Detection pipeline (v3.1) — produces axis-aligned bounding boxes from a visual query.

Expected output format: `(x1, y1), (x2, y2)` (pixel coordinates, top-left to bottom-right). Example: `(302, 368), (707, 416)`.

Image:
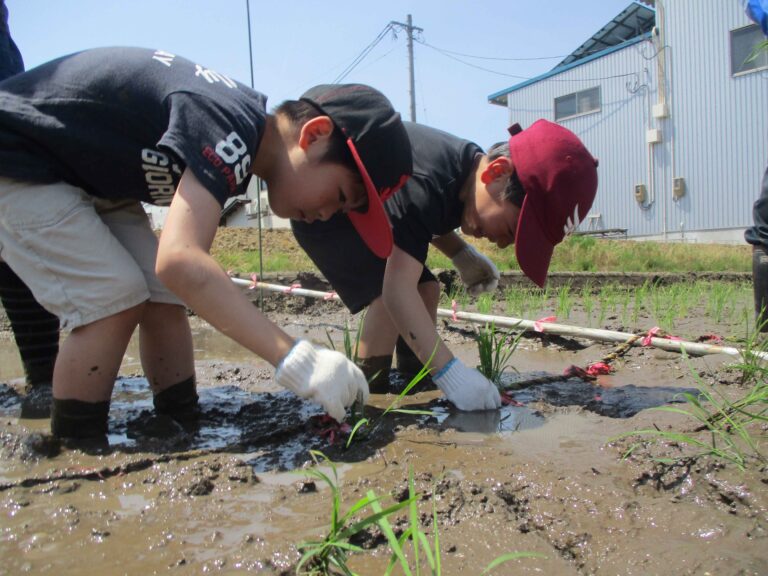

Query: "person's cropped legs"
(0, 179), (156, 437)
(356, 296), (400, 392)
(750, 167), (768, 332)
(0, 262), (59, 417)
(292, 215), (444, 393)
(140, 303), (198, 421)
(99, 199), (198, 420)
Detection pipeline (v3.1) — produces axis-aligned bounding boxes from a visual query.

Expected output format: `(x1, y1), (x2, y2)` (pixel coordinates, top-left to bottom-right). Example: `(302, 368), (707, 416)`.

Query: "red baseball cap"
(509, 120), (598, 287)
(300, 84), (412, 258)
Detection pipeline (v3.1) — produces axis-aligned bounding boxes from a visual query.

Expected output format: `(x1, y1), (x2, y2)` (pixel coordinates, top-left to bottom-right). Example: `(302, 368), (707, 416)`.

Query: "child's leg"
(97, 201), (198, 419)
(0, 261), (59, 417)
(0, 179), (154, 438)
(53, 304), (144, 402)
(139, 302), (198, 420)
(356, 296), (399, 392)
(139, 303), (194, 393)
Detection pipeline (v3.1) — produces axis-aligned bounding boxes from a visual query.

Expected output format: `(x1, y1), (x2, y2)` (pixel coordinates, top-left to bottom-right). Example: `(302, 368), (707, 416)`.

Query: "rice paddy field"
(1, 229), (765, 575)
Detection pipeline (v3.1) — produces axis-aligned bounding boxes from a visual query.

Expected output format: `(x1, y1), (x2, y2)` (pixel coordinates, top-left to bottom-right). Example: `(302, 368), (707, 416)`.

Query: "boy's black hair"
(274, 99), (359, 176)
(486, 141), (526, 208)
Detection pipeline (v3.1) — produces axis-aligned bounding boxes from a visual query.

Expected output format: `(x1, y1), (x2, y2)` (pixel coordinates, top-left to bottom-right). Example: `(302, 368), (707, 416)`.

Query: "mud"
(1, 283), (767, 575)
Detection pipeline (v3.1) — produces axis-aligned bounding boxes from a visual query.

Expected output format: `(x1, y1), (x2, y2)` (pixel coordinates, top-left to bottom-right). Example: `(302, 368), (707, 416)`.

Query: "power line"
(333, 24), (394, 83)
(416, 40), (567, 61)
(418, 39), (639, 83)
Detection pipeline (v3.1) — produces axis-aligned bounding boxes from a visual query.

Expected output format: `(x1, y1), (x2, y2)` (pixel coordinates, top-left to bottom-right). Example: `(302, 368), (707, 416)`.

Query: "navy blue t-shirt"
(0, 47), (267, 206)
(385, 121), (481, 263)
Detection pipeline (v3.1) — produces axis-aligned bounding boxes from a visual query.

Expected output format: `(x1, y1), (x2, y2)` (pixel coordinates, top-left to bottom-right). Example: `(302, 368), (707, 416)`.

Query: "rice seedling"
(295, 451), (415, 576)
(298, 457), (544, 576)
(631, 280), (651, 326)
(476, 292), (494, 315)
(707, 282), (733, 323)
(503, 287), (523, 317)
(580, 281), (595, 326)
(730, 310), (768, 386)
(373, 469), (545, 576)
(345, 346), (437, 448)
(556, 282), (573, 319)
(612, 351), (767, 471)
(476, 322), (522, 387)
(619, 287), (632, 327)
(440, 283), (470, 310)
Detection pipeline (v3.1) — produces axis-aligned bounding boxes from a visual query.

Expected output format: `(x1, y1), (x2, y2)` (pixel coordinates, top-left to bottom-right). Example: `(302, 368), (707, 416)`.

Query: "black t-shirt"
(0, 47), (267, 206)
(385, 121), (482, 263)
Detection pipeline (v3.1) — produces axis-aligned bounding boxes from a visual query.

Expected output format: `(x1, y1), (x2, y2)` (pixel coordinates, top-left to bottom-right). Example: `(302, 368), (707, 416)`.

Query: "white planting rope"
(232, 277), (768, 360)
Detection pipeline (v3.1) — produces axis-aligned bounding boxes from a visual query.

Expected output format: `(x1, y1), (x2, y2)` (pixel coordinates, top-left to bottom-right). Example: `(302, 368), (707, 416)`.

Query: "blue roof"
(488, 33), (651, 106)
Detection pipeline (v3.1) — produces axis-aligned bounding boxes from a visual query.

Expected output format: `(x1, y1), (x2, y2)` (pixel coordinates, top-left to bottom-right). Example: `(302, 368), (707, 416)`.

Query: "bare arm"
(382, 246), (453, 372)
(156, 168), (294, 367)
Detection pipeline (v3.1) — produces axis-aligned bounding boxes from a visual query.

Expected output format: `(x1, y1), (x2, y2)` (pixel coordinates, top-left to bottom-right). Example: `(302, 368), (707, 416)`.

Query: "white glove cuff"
(433, 358), (462, 396)
(275, 339), (315, 398)
(450, 245), (475, 269)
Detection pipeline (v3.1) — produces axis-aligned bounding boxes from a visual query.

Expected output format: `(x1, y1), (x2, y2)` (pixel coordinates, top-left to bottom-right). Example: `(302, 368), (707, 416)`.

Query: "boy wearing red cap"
(292, 120), (598, 411)
(0, 47), (411, 438)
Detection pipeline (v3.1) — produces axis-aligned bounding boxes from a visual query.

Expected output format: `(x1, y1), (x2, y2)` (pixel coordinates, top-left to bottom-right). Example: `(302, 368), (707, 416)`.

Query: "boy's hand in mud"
(433, 358), (501, 411)
(451, 244), (499, 296)
(275, 340), (369, 422)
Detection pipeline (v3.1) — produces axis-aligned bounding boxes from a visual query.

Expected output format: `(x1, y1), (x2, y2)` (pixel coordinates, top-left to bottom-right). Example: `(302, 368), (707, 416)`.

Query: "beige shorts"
(0, 178), (182, 330)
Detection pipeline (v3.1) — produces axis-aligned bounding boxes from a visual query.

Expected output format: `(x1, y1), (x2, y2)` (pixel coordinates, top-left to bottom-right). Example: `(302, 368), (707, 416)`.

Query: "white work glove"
(275, 340), (369, 422)
(433, 358), (501, 411)
(451, 244), (500, 296)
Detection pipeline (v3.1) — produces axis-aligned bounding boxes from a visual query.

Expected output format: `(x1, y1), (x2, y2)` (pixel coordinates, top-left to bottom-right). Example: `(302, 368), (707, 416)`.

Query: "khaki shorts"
(0, 178), (182, 330)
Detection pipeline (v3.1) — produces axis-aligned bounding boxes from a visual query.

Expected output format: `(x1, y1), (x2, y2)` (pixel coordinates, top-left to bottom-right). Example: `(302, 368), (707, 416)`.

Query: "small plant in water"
(297, 453), (545, 575)
(476, 292), (494, 315)
(296, 451), (414, 575)
(345, 345), (437, 448)
(476, 322), (521, 387)
(611, 350), (767, 472)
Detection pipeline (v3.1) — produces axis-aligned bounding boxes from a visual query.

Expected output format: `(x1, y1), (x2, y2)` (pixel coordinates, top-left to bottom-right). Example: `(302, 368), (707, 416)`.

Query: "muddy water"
(1, 311), (767, 575)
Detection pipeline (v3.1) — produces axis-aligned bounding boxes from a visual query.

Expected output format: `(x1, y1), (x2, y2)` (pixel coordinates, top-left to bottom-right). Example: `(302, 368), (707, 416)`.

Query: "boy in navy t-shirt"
(293, 120), (598, 411)
(0, 47), (412, 438)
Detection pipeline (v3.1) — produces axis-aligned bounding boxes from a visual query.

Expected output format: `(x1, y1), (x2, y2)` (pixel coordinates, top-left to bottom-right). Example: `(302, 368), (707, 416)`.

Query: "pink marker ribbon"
(451, 299), (458, 322)
(586, 362), (612, 376)
(533, 316), (556, 333)
(249, 273), (259, 289)
(642, 326), (682, 346)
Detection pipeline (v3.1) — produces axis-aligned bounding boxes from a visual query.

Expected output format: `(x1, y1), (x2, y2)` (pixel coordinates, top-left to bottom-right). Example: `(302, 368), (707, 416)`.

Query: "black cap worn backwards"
(300, 84), (412, 258)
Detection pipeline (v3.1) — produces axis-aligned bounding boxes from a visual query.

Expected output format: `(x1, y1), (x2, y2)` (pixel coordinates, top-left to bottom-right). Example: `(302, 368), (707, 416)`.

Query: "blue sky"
(7, 0), (640, 149)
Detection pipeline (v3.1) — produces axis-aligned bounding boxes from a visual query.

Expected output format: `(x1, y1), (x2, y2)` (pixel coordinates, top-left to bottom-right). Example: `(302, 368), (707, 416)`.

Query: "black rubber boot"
(20, 385), (53, 419)
(0, 262), (59, 418)
(356, 355), (392, 394)
(395, 337), (436, 392)
(153, 376), (200, 425)
(753, 245), (768, 332)
(51, 398), (110, 439)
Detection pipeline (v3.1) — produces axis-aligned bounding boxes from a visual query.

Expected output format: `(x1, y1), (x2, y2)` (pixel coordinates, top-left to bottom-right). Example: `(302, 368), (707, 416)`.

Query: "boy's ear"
(298, 116), (335, 150)
(480, 156), (513, 185)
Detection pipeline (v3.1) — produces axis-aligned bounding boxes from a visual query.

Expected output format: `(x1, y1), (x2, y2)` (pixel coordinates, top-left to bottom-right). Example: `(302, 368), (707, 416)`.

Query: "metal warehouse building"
(488, 0), (768, 243)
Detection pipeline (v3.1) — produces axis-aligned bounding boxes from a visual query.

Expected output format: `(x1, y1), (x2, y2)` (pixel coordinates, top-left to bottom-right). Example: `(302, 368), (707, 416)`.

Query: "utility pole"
(390, 15), (422, 122)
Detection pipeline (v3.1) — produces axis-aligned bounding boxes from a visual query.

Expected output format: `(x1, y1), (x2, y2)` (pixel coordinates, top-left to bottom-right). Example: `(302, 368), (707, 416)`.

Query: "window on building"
(554, 86), (601, 121)
(731, 24), (768, 75)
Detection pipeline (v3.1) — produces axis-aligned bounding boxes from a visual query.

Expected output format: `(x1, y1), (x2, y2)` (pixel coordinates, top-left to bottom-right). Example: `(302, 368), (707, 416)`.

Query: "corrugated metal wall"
(502, 0), (767, 240)
(665, 0), (767, 236)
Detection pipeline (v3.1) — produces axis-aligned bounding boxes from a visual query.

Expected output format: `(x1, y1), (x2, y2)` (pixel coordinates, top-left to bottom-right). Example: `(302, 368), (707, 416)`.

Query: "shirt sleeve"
(158, 92), (263, 206)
